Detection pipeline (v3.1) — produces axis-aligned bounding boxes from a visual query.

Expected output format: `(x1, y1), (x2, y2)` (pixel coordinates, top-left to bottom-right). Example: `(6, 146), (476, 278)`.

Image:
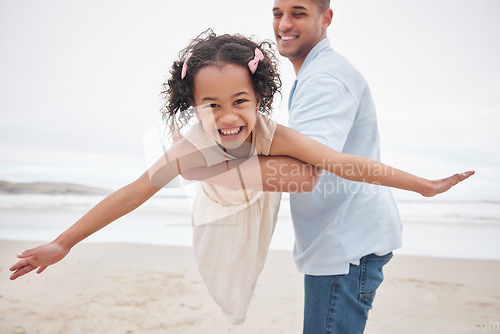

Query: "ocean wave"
(1, 194), (499, 226)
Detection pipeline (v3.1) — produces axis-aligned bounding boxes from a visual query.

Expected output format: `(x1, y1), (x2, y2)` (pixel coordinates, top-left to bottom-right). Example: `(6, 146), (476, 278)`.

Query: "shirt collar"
(296, 38), (331, 78)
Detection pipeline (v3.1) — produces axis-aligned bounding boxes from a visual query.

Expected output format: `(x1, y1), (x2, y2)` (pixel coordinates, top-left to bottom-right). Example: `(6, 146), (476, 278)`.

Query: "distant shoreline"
(0, 180), (111, 195)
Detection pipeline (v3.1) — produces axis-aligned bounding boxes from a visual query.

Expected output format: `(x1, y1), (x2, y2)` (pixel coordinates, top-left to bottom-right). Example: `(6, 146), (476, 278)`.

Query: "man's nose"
(279, 14), (293, 31)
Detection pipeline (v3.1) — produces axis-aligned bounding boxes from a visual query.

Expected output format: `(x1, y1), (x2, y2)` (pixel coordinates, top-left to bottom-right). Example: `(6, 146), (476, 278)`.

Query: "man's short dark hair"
(313, 0), (330, 12)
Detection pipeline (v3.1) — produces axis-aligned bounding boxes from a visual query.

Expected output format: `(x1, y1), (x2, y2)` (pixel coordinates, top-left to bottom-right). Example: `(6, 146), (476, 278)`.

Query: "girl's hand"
(421, 171), (475, 197)
(9, 242), (70, 280)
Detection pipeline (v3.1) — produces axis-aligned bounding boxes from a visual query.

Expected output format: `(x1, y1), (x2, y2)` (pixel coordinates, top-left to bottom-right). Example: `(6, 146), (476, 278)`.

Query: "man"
(272, 0), (402, 332)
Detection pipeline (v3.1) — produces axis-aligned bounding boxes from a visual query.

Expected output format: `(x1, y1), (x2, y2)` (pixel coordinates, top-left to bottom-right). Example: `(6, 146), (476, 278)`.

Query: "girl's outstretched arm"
(10, 139), (206, 280)
(9, 172), (161, 280)
(269, 124), (474, 197)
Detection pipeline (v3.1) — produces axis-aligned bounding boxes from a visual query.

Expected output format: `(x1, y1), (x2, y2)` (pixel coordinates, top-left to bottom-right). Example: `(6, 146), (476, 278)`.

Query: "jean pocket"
(358, 253), (393, 307)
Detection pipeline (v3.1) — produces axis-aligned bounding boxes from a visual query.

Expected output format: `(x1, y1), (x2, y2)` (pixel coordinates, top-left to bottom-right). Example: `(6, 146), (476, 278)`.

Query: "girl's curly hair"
(161, 29), (282, 130)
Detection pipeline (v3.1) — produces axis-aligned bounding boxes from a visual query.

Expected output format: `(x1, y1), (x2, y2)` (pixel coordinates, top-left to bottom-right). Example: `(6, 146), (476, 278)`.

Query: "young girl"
(9, 30), (473, 324)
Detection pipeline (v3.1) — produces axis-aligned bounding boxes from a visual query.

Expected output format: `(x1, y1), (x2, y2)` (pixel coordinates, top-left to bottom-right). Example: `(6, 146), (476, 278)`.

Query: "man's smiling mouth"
(281, 35), (298, 41)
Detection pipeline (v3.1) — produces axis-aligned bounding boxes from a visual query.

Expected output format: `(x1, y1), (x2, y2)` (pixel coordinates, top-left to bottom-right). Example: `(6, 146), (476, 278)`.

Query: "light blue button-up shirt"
(288, 38), (402, 275)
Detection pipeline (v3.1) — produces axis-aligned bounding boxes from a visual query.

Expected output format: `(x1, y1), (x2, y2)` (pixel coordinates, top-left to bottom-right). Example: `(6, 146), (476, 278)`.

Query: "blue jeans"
(303, 252), (393, 334)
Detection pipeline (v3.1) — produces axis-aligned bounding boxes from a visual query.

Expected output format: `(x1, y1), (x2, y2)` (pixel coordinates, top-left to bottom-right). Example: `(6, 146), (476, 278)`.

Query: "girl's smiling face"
(192, 64), (259, 149)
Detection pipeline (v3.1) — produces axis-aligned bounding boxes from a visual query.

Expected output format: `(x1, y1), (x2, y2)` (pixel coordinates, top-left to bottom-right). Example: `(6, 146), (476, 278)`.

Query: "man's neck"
(291, 58), (306, 75)
(290, 36), (327, 75)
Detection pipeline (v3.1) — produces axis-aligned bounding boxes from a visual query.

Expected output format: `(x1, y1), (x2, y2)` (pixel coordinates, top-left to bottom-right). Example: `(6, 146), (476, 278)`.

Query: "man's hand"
(183, 155), (322, 193)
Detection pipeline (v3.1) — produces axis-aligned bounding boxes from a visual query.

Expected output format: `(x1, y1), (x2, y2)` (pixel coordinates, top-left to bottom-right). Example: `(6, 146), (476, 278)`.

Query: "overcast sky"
(1, 0), (499, 200)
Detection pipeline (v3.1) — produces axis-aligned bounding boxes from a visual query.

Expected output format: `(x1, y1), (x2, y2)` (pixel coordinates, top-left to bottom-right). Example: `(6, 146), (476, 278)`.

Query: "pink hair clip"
(181, 52), (193, 79)
(248, 48), (264, 74)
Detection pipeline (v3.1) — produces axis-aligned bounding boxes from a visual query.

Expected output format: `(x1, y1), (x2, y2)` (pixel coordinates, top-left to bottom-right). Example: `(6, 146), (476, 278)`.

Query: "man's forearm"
(182, 156), (321, 193)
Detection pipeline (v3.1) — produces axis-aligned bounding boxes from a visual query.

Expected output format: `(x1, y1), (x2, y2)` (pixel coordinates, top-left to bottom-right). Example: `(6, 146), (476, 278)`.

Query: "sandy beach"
(1, 240), (499, 334)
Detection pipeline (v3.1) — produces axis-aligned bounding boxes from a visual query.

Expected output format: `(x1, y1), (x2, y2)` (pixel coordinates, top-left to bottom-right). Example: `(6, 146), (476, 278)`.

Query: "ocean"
(1, 191), (499, 260)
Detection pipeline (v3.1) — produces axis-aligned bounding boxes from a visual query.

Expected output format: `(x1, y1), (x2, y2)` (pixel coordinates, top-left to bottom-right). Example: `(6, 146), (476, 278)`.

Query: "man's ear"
(321, 8), (333, 30)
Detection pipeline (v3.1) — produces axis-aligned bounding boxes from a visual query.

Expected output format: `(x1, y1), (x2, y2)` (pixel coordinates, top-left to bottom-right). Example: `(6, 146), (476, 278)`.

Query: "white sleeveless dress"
(183, 114), (282, 324)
